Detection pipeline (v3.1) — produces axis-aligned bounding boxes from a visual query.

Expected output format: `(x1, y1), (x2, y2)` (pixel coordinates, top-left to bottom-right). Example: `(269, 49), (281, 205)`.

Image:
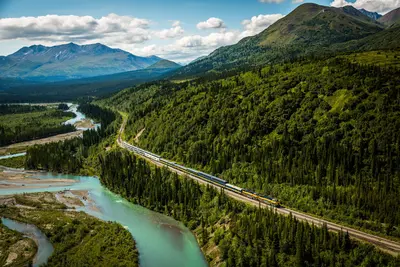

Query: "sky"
(0, 0), (398, 63)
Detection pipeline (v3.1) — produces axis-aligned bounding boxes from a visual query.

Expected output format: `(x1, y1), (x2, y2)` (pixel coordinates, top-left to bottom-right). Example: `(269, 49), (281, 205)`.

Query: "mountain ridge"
(378, 7), (400, 27)
(172, 3), (398, 79)
(0, 43), (162, 82)
(358, 8), (382, 20)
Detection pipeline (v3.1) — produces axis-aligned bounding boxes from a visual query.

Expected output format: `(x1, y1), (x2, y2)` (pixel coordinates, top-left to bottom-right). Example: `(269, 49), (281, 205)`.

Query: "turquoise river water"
(0, 172), (207, 267)
(1, 217), (54, 267)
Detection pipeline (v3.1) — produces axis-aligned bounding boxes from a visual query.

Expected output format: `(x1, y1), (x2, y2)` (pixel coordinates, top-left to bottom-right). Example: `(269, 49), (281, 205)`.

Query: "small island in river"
(0, 191), (139, 267)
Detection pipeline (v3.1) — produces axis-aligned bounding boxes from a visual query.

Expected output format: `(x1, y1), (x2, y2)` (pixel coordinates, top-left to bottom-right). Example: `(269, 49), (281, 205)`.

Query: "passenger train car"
(122, 141), (280, 207)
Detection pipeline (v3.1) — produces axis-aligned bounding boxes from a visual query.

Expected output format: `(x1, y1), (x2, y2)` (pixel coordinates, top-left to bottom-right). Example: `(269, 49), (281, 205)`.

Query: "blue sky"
(0, 0), (396, 62)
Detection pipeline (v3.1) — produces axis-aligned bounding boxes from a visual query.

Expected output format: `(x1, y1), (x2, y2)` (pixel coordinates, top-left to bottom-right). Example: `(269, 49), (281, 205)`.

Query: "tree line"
(99, 150), (399, 267)
(0, 107), (76, 146)
(0, 104), (46, 115)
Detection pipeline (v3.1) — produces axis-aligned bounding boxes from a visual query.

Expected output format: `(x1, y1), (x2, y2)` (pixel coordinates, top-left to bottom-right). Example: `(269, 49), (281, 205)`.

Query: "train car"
(160, 158), (172, 165)
(186, 168), (198, 175)
(242, 189), (259, 200)
(225, 183), (242, 194)
(196, 172), (227, 185)
(171, 162), (188, 172)
(258, 195), (281, 207)
(144, 152), (160, 161)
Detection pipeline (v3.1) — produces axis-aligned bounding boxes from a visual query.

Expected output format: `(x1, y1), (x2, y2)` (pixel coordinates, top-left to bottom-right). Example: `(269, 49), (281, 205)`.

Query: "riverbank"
(74, 119), (96, 130)
(0, 192), (139, 266)
(0, 219), (37, 266)
(0, 131), (82, 156)
(0, 155), (25, 169)
(0, 168), (77, 190)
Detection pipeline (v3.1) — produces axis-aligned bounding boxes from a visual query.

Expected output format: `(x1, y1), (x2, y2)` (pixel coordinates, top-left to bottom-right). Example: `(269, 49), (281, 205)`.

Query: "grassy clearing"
(343, 50), (400, 68)
(0, 156), (25, 169)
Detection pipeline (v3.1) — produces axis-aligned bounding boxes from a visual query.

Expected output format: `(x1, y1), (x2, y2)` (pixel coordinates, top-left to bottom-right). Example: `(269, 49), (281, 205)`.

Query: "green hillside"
(100, 51), (400, 238)
(172, 3), (393, 79)
(146, 59), (181, 70)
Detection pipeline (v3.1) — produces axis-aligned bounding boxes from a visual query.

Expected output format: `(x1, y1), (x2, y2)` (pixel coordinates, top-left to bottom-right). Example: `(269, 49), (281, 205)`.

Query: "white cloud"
(155, 21), (184, 39)
(0, 14), (151, 43)
(330, 0), (400, 14)
(292, 0), (304, 3)
(0, 11), (286, 63)
(259, 0), (285, 3)
(171, 20), (181, 27)
(240, 14), (284, 37)
(197, 17), (226, 30)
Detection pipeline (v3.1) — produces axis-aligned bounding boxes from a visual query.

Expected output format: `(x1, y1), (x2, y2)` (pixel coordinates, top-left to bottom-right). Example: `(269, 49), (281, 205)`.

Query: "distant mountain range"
(0, 57), (182, 102)
(0, 43), (164, 81)
(359, 9), (382, 20)
(173, 4), (400, 79)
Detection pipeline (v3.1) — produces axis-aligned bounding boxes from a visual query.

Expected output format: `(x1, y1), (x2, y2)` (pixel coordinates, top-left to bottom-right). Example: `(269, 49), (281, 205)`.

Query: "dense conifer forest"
(99, 149), (399, 266)
(25, 104), (119, 174)
(0, 105), (76, 146)
(0, 104), (46, 115)
(100, 53), (400, 238)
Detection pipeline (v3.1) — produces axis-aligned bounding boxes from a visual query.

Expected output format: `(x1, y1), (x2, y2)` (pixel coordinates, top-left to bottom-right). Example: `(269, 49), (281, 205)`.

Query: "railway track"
(117, 115), (400, 255)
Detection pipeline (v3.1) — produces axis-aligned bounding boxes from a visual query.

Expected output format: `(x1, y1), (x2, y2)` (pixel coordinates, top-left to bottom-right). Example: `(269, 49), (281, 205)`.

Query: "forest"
(99, 149), (399, 267)
(99, 51), (400, 238)
(25, 103), (120, 175)
(0, 104), (46, 115)
(0, 105), (76, 146)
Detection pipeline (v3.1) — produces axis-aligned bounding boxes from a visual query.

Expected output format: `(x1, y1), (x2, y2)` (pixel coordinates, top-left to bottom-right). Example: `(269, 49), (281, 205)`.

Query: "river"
(1, 217), (54, 267)
(0, 152), (26, 160)
(64, 103), (101, 130)
(0, 173), (207, 267)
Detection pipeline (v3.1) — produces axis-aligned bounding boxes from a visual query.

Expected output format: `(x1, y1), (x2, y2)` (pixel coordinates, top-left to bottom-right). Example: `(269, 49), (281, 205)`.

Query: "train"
(121, 141), (281, 207)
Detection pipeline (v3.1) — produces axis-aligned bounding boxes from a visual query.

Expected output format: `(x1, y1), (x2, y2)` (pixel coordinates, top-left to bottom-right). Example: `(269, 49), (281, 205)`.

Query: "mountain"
(359, 8), (382, 20)
(0, 43), (162, 81)
(146, 59), (181, 70)
(378, 7), (400, 27)
(173, 3), (387, 79)
(190, 56), (207, 64)
(0, 67), (177, 103)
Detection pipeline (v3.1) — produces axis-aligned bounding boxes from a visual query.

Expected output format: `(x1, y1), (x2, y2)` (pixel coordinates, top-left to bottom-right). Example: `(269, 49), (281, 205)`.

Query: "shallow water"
(63, 104), (100, 130)
(0, 152), (26, 160)
(0, 173), (207, 267)
(1, 217), (54, 267)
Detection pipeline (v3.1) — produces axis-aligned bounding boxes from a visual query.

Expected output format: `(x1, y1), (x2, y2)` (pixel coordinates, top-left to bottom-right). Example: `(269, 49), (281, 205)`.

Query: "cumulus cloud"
(330, 0), (400, 14)
(259, 0), (285, 3)
(0, 14), (151, 43)
(0, 11), (286, 63)
(197, 17), (226, 30)
(156, 21), (184, 39)
(176, 31), (239, 48)
(240, 14), (284, 37)
(134, 30), (242, 63)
